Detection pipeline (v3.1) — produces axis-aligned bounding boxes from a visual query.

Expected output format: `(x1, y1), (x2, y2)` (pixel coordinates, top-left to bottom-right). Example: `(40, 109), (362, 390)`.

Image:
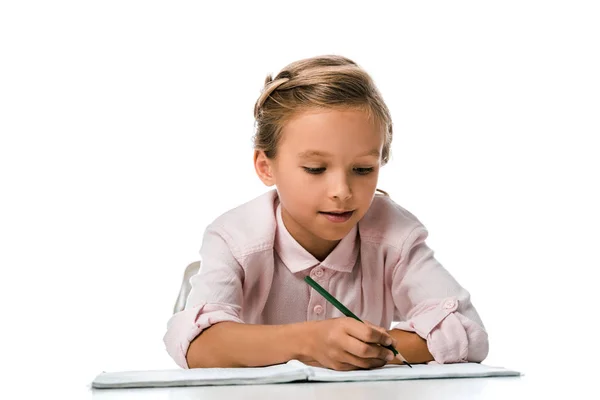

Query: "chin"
(315, 223), (357, 242)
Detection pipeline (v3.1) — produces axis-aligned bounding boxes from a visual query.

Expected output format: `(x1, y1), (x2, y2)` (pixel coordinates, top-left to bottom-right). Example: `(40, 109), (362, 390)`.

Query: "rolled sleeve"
(392, 297), (488, 363)
(391, 227), (489, 364)
(163, 302), (243, 368)
(163, 226), (245, 368)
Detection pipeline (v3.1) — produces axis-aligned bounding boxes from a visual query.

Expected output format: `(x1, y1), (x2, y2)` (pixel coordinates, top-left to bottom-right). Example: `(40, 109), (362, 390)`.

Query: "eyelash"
(302, 167), (374, 175)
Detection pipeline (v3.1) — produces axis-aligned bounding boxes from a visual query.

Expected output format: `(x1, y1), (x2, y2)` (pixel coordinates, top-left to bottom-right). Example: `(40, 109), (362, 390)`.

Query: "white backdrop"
(1, 1), (598, 397)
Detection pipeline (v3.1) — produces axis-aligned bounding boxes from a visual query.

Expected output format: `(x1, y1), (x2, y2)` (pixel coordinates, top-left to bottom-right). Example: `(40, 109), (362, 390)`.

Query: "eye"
(303, 167), (326, 175)
(354, 167), (374, 175)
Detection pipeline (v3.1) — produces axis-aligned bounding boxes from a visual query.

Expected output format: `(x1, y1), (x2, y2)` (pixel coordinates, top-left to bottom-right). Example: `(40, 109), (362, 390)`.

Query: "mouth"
(318, 210), (355, 223)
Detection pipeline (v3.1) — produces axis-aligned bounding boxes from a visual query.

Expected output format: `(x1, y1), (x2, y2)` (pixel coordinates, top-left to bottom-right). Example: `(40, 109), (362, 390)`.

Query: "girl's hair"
(252, 55), (393, 167)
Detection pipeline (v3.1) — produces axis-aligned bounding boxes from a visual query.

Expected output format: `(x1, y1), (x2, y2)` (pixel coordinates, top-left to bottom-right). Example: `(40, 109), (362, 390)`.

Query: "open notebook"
(92, 360), (521, 389)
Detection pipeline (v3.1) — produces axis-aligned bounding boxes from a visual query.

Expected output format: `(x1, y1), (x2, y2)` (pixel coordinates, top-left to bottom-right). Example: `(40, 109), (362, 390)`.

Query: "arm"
(187, 318), (397, 369)
(163, 227), (246, 368)
(390, 226), (489, 364)
(187, 318), (399, 370)
(186, 321), (307, 368)
(386, 328), (433, 365)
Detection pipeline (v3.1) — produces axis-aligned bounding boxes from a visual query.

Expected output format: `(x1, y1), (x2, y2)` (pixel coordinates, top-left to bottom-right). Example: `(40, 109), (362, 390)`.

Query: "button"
(443, 300), (456, 310)
(313, 305), (324, 315)
(312, 267), (324, 278)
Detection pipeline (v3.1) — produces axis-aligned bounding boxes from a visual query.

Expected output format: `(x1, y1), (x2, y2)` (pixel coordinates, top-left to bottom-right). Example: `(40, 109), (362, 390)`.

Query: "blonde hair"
(252, 55), (393, 168)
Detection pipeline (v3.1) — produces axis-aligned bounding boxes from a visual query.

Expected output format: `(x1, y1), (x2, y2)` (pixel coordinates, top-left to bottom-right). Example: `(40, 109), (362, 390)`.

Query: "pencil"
(304, 275), (412, 368)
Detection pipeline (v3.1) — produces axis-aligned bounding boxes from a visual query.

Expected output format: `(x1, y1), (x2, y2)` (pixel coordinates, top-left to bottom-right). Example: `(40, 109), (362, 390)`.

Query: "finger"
(341, 351), (388, 370)
(344, 319), (393, 346)
(330, 361), (360, 371)
(344, 336), (395, 361)
(364, 321), (398, 348)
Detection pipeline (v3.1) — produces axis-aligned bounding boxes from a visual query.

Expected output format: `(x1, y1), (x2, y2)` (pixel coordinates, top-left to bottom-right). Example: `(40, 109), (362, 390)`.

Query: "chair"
(173, 261), (201, 314)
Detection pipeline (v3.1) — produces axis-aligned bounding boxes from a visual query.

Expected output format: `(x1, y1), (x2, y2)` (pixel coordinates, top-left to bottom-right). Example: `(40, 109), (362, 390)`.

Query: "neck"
(301, 236), (340, 262)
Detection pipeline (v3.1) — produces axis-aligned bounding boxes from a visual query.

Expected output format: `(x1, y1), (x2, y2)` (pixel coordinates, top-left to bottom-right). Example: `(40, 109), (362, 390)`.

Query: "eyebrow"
(298, 149), (381, 159)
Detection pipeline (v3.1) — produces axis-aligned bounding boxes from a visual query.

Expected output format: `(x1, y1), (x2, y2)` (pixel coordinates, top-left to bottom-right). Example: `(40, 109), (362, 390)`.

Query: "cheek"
(353, 173), (379, 194)
(284, 186), (322, 216)
(276, 172), (313, 204)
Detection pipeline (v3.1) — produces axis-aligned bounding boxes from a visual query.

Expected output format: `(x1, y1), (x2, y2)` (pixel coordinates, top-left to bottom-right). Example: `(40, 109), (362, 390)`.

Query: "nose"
(328, 171), (352, 201)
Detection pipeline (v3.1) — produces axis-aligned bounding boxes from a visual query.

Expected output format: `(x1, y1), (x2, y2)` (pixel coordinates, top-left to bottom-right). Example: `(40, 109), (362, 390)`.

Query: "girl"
(164, 55), (489, 371)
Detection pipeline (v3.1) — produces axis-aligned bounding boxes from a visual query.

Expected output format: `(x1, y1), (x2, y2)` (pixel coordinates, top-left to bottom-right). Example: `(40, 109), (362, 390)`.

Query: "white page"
(92, 361), (521, 388)
(302, 362), (522, 382)
(92, 362), (308, 389)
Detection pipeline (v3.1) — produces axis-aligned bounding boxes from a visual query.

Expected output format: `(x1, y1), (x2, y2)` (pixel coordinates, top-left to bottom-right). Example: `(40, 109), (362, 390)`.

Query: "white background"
(1, 1), (598, 397)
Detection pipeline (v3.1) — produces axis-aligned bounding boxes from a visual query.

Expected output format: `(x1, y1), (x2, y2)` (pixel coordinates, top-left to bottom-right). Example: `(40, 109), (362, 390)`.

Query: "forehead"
(278, 108), (384, 157)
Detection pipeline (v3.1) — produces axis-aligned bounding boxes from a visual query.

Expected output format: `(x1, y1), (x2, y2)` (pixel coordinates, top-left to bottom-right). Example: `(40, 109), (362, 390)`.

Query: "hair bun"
(275, 70), (292, 80)
(255, 75), (292, 118)
(263, 74), (274, 86)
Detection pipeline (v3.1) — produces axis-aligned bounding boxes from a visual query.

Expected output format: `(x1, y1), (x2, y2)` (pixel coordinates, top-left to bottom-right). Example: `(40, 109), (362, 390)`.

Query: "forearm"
(387, 329), (434, 364)
(186, 321), (310, 368)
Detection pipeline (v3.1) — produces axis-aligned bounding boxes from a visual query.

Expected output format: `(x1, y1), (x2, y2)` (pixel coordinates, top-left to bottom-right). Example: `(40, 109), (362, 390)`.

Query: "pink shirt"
(163, 189), (489, 368)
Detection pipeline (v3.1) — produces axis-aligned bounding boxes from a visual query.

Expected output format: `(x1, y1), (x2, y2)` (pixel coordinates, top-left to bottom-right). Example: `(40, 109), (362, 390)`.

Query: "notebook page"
(92, 362), (308, 389)
(304, 362), (522, 382)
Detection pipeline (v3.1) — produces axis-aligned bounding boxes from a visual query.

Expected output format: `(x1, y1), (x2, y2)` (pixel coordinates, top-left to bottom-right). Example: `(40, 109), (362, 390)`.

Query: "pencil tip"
(404, 361), (413, 368)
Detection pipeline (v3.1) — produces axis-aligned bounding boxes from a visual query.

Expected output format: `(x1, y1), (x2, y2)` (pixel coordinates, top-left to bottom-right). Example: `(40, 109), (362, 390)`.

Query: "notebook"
(92, 360), (521, 389)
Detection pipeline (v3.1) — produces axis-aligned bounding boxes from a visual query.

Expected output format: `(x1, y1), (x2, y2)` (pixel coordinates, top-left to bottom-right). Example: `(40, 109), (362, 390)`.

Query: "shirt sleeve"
(390, 226), (489, 364)
(163, 226), (244, 368)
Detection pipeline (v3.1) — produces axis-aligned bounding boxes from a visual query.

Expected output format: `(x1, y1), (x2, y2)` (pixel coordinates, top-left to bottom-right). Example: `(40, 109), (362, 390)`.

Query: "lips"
(319, 210), (355, 223)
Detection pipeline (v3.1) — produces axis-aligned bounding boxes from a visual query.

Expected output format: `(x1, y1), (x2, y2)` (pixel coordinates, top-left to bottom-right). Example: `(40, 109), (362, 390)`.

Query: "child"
(163, 55), (489, 370)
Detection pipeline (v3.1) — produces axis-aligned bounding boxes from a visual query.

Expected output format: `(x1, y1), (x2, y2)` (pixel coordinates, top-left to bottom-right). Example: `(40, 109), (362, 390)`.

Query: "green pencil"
(304, 275), (412, 368)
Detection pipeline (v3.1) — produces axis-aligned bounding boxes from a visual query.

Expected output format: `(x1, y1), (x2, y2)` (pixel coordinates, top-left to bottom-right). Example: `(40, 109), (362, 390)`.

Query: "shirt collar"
(274, 203), (359, 274)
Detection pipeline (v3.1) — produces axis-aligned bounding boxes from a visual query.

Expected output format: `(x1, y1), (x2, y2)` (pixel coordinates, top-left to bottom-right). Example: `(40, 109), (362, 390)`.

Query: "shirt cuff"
(163, 302), (243, 368)
(392, 297), (469, 364)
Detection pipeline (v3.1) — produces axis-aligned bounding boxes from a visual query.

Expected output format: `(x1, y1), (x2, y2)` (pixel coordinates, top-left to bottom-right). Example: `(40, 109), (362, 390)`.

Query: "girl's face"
(254, 107), (384, 259)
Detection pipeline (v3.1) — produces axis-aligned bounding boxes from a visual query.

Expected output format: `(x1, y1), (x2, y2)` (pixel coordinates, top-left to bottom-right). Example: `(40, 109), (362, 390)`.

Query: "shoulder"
(205, 189), (278, 258)
(358, 193), (428, 251)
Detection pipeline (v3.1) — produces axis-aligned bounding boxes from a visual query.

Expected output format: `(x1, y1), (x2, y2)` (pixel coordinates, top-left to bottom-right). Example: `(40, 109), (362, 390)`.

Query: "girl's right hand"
(301, 317), (398, 371)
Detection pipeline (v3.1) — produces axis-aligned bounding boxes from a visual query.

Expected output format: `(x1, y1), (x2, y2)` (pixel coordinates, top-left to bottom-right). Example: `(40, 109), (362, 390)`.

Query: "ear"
(254, 150), (276, 186)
